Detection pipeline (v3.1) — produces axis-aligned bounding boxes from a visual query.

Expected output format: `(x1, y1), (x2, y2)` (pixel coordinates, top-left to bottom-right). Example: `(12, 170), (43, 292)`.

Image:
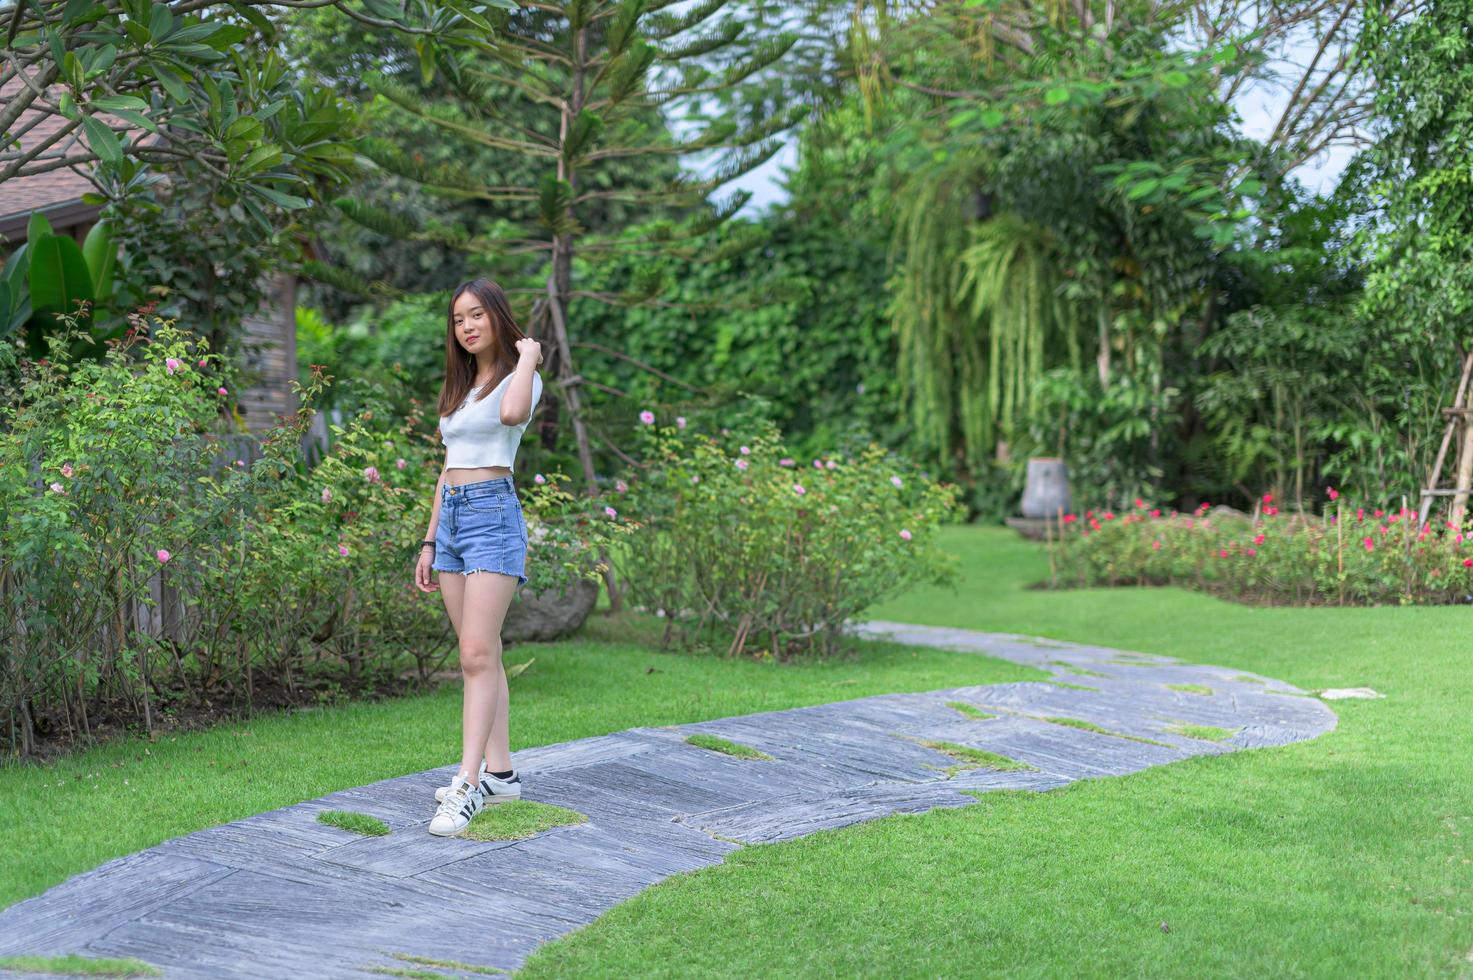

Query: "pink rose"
(605, 506), (618, 518)
(157, 549), (171, 562)
(899, 529), (912, 541)
(534, 474), (546, 485)
(639, 410), (655, 425)
(61, 463), (73, 478)
(165, 357), (181, 374)
(676, 417), (686, 429)
(793, 484), (806, 496)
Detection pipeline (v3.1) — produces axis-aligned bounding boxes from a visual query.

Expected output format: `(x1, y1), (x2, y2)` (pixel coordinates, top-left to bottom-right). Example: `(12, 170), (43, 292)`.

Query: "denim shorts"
(431, 476), (528, 586)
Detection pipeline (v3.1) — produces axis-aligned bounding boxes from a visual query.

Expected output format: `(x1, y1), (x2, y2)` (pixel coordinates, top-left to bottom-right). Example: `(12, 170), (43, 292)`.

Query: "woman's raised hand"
(516, 337), (543, 365)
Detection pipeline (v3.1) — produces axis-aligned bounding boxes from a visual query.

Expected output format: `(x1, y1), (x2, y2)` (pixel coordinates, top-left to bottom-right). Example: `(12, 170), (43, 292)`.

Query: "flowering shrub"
(0, 316), (621, 756)
(614, 413), (964, 659)
(1049, 492), (1473, 606)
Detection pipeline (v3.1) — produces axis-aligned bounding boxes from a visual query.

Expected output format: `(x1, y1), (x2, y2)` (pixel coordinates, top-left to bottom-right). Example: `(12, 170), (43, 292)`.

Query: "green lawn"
(514, 528), (1473, 978)
(0, 594), (1041, 910)
(5, 526), (1470, 978)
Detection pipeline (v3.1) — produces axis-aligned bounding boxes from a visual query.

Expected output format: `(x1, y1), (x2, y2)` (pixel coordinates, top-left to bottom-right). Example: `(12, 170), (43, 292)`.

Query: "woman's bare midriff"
(446, 465), (513, 486)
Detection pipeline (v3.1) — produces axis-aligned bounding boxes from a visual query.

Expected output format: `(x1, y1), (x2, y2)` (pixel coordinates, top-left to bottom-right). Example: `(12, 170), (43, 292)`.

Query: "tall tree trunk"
(545, 23), (624, 611)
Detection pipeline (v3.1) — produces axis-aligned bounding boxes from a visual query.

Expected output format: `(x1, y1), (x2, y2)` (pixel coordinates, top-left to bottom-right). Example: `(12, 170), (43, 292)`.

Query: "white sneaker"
(435, 761), (522, 804)
(478, 769), (522, 804)
(428, 775), (484, 836)
(436, 760), (488, 802)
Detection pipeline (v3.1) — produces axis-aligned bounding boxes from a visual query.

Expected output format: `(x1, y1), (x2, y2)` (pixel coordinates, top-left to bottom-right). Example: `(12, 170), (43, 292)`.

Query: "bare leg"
(483, 662), (512, 772)
(455, 571), (518, 785)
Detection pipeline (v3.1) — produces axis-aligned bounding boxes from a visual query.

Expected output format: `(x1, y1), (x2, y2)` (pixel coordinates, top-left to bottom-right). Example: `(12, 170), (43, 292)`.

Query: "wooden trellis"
(1418, 350), (1473, 530)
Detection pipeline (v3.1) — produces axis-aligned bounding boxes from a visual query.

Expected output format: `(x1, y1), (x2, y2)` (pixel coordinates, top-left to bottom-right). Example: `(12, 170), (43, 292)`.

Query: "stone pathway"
(0, 622), (1336, 978)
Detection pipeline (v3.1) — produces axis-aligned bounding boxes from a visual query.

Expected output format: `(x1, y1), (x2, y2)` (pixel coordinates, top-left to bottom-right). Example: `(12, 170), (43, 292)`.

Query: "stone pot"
(1020, 457), (1071, 519)
(502, 522), (600, 643)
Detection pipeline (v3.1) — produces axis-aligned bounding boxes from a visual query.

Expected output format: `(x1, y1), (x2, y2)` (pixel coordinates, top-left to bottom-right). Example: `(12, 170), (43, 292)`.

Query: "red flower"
(1464, 559), (1473, 568)
(1218, 549), (1229, 558)
(1253, 533), (1265, 545)
(1327, 487), (1339, 501)
(1246, 547), (1257, 557)
(1063, 513), (1077, 524)
(1134, 498), (1145, 508)
(1262, 493), (1274, 504)
(1102, 511), (1116, 521)
(1374, 509), (1384, 518)
(1150, 509), (1161, 518)
(1363, 537), (1374, 552)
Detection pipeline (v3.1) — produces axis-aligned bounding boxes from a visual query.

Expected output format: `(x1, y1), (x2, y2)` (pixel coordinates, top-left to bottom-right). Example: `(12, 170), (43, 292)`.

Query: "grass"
(316, 810), (391, 836)
(386, 952), (507, 974)
(7, 525), (1473, 977)
(1164, 723), (1238, 742)
(1165, 683), (1214, 696)
(944, 700), (996, 720)
(1048, 662), (1106, 677)
(1039, 716), (1173, 748)
(0, 956), (159, 976)
(0, 612), (1040, 909)
(914, 738), (1037, 773)
(512, 527), (1473, 978)
(462, 799), (586, 841)
(1047, 680), (1099, 691)
(684, 733), (774, 760)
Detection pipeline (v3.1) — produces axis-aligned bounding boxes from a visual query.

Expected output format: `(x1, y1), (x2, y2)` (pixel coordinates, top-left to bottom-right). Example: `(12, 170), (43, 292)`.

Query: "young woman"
(414, 277), (543, 837)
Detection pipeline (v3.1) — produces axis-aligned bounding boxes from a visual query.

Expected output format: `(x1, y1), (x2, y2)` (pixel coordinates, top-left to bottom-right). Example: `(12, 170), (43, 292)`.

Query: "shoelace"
(436, 784), (475, 816)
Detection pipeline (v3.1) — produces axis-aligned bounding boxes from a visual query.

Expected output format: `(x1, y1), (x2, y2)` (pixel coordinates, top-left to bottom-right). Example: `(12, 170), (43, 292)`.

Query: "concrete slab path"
(0, 622), (1336, 978)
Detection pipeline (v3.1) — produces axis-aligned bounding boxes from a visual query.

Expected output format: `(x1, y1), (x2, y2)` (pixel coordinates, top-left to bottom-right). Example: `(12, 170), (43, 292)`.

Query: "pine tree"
(320, 0), (828, 604)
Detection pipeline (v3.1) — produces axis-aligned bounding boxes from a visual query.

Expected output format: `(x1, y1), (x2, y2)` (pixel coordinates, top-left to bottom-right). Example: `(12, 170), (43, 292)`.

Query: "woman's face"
(452, 292), (492, 354)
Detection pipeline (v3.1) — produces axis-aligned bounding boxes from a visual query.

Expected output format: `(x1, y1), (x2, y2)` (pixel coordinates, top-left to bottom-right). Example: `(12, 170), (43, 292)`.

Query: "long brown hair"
(437, 277), (530, 417)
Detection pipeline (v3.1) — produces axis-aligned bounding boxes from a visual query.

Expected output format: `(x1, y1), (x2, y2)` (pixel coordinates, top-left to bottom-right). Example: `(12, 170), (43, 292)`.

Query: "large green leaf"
(28, 232), (97, 319)
(81, 218), (117, 298)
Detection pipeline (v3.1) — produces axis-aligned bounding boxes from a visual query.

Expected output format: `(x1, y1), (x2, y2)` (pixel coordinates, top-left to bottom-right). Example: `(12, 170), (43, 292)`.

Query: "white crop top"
(439, 370), (543, 470)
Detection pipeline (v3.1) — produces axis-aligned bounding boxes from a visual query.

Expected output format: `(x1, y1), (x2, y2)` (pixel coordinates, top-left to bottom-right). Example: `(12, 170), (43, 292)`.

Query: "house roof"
(1, 72), (329, 264)
(0, 72), (163, 242)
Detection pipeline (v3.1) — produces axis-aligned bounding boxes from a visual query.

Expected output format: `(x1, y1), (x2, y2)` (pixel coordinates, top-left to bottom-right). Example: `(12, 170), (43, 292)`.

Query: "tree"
(320, 0), (838, 605)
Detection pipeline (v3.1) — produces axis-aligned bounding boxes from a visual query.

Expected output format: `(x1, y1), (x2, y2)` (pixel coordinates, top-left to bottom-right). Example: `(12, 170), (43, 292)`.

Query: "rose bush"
(613, 412), (965, 659)
(0, 316), (621, 756)
(1049, 492), (1473, 606)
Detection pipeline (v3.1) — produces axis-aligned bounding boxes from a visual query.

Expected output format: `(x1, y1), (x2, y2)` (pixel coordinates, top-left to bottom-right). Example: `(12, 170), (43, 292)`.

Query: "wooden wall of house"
(236, 270), (301, 437)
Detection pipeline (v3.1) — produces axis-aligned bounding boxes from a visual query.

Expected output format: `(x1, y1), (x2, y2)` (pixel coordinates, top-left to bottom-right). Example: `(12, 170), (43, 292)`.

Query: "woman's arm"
(499, 340), (544, 426)
(425, 459), (447, 542)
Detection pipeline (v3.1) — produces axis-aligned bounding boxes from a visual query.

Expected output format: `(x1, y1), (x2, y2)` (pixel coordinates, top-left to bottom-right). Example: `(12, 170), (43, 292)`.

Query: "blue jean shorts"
(431, 476), (528, 585)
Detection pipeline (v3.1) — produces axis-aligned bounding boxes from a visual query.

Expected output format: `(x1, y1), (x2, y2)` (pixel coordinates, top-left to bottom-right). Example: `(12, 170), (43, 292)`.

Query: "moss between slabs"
(1166, 683), (1214, 696)
(684, 733), (774, 760)
(1164, 723), (1238, 742)
(915, 738), (1037, 776)
(944, 701), (996, 721)
(1039, 716), (1173, 748)
(462, 800), (587, 841)
(316, 810), (391, 836)
(0, 956), (159, 977)
(369, 951), (509, 976)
